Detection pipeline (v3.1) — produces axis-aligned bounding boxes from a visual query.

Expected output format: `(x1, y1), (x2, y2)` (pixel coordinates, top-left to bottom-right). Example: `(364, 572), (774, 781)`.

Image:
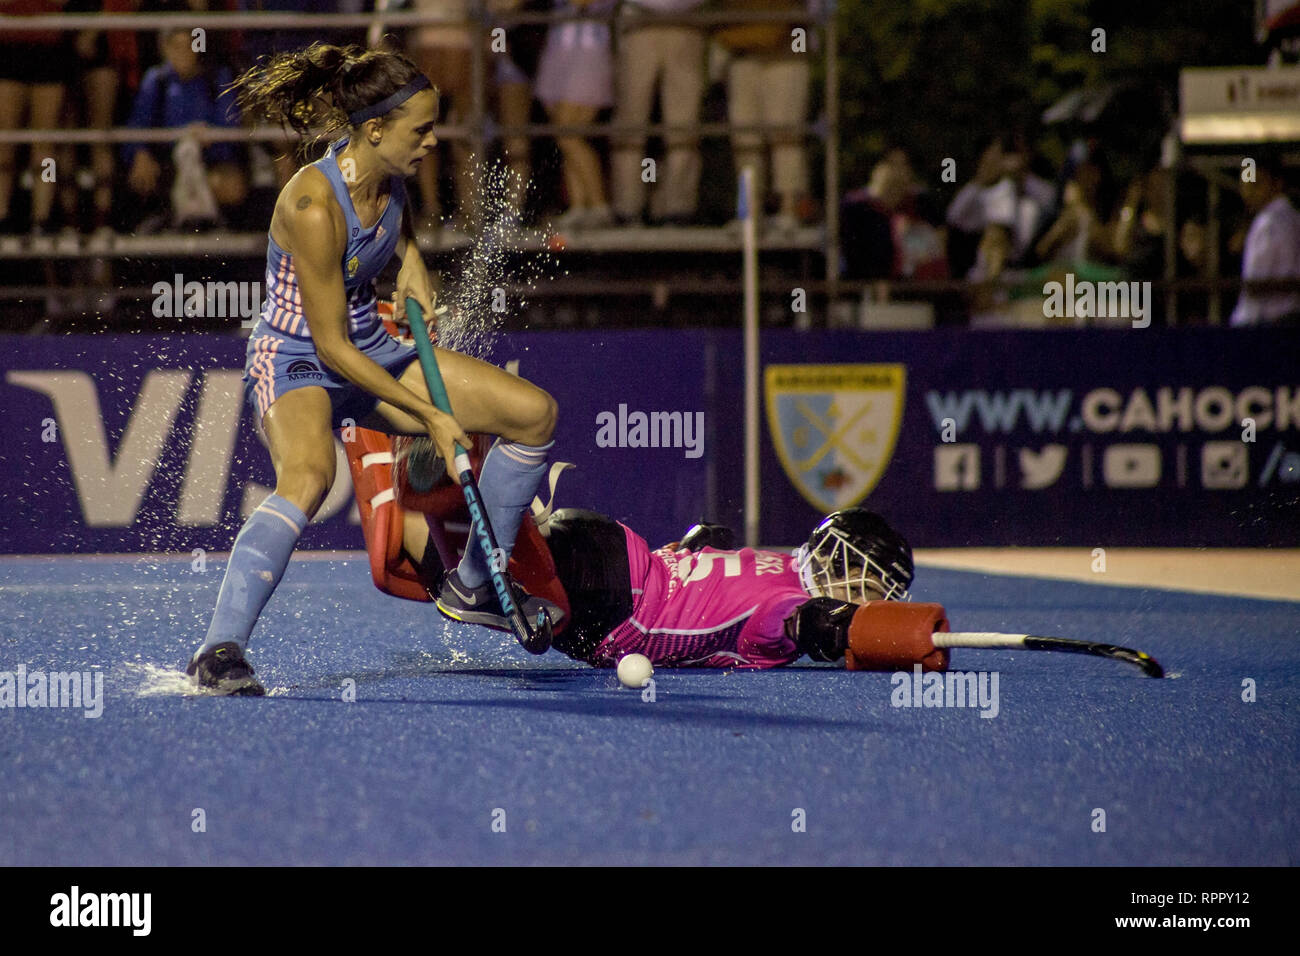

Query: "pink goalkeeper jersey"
(591, 524), (806, 669)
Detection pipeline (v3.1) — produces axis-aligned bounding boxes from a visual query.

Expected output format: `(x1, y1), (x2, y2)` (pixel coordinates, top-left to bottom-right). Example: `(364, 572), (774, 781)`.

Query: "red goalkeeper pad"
(341, 303), (570, 628)
(344, 427), (571, 632)
(845, 601), (950, 672)
(389, 432), (569, 630)
(342, 425), (431, 603)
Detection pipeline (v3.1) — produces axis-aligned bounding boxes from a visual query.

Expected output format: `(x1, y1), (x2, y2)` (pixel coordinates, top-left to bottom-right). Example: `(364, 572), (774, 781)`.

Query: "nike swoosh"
(448, 577), (484, 606)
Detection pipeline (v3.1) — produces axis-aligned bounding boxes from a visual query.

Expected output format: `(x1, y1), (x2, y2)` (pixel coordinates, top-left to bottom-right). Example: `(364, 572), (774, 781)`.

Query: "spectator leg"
(657, 27), (705, 221)
(411, 49), (445, 224)
(28, 82), (66, 228)
(497, 80), (532, 215)
(610, 28), (659, 221)
(765, 58), (810, 218)
(415, 45), (474, 225)
(415, 128), (442, 225)
(0, 80), (29, 222)
(550, 101), (604, 210)
(84, 65), (118, 229)
(54, 106), (78, 227)
(727, 56), (765, 213)
(445, 48), (476, 225)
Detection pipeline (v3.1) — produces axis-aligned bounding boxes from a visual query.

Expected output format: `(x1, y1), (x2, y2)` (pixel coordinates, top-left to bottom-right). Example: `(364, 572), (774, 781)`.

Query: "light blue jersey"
(261, 137), (407, 340)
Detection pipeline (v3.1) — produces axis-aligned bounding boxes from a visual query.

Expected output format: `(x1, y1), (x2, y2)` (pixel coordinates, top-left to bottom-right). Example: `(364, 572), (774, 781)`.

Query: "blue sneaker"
(435, 568), (563, 633)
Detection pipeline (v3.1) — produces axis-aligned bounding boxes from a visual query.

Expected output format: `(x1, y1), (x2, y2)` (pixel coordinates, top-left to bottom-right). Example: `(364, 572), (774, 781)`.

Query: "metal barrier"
(1, 271), (1293, 333)
(0, 4), (839, 277)
(2, 7), (1292, 330)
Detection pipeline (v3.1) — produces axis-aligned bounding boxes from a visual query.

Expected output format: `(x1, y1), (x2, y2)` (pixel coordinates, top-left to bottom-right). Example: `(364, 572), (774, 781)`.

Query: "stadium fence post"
(741, 166), (760, 547)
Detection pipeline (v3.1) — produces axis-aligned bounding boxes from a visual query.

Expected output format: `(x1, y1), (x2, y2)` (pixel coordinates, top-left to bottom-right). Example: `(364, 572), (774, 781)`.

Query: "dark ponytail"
(231, 42), (429, 146)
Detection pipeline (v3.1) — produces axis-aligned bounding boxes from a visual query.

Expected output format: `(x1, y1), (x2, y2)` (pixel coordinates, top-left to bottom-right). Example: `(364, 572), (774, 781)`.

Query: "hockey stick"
(933, 632), (1164, 677)
(404, 296), (553, 654)
(846, 604), (1164, 677)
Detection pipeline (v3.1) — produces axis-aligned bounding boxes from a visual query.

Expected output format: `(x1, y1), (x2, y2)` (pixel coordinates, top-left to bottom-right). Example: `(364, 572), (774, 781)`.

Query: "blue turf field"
(1, 555), (1296, 866)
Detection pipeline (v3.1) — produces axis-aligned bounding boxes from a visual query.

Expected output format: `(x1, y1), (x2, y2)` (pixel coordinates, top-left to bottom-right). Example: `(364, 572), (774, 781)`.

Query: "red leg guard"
(390, 433), (571, 632)
(341, 425), (431, 602)
(845, 602), (950, 672)
(342, 303), (572, 629)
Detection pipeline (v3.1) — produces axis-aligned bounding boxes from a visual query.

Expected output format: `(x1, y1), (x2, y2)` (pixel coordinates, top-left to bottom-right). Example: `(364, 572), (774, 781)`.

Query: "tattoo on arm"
(296, 195), (312, 211)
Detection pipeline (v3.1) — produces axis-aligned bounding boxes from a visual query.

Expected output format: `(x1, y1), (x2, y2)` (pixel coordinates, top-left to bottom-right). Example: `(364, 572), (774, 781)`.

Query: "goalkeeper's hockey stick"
(933, 632), (1164, 677)
(846, 603), (1164, 677)
(404, 296), (553, 655)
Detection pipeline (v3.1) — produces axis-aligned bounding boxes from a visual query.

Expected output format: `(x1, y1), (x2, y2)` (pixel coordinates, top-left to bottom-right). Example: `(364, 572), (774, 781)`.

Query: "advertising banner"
(2, 328), (1296, 553)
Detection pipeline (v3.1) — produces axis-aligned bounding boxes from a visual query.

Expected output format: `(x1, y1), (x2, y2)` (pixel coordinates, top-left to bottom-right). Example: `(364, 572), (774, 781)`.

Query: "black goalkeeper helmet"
(794, 508), (914, 603)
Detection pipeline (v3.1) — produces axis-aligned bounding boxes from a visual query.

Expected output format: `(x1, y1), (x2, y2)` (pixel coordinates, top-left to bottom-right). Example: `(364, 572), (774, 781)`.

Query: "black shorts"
(539, 508), (634, 663)
(0, 41), (72, 85)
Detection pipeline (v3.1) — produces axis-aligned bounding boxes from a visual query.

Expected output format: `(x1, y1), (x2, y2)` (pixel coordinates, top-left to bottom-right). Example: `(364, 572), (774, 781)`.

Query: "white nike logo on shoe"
(448, 573), (487, 606)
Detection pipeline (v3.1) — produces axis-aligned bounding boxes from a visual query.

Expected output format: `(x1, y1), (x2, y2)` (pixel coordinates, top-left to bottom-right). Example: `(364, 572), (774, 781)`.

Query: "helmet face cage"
(795, 524), (911, 604)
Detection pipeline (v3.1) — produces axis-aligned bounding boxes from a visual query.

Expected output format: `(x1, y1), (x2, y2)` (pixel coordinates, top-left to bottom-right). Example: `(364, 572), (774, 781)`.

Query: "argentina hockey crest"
(765, 364), (906, 512)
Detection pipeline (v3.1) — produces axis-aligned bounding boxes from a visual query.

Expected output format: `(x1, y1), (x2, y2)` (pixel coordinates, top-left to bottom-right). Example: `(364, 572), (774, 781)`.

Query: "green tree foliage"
(836, 0), (1259, 193)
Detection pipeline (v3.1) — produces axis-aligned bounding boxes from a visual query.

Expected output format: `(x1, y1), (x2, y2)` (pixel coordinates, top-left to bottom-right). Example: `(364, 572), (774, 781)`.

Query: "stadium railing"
(1, 6), (1295, 329)
(0, 6), (838, 253)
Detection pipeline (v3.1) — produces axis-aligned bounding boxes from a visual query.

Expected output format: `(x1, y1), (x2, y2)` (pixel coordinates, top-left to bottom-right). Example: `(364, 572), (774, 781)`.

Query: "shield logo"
(765, 364), (906, 512)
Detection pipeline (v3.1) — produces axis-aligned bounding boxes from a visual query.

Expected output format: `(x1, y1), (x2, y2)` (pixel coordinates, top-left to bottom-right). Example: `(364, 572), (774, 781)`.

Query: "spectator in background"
(0, 0), (70, 238)
(1111, 167), (1168, 281)
(964, 223), (1019, 326)
(946, 133), (1055, 279)
(64, 1), (129, 241)
(842, 152), (947, 281)
(488, 0), (538, 226)
(880, 145), (943, 225)
(122, 27), (248, 231)
(609, 0), (707, 227)
(969, 224), (1013, 286)
(137, 2), (229, 72)
(1114, 166), (1218, 283)
(534, 0), (616, 230)
(1230, 156), (1300, 326)
(714, 0), (813, 234)
(231, 1), (316, 192)
(1033, 161), (1112, 266)
(371, 0), (476, 228)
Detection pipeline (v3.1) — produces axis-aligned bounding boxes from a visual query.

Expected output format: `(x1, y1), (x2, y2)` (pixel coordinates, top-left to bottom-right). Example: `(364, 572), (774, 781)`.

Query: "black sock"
(416, 539), (447, 593)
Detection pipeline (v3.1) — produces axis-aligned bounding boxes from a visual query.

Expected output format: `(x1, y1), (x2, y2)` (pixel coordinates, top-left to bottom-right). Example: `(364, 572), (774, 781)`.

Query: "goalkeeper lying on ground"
(350, 434), (919, 670)
(496, 506), (913, 669)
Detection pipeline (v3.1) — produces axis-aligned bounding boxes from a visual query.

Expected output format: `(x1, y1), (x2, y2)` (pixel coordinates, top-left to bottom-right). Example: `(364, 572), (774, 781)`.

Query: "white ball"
(617, 653), (654, 689)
